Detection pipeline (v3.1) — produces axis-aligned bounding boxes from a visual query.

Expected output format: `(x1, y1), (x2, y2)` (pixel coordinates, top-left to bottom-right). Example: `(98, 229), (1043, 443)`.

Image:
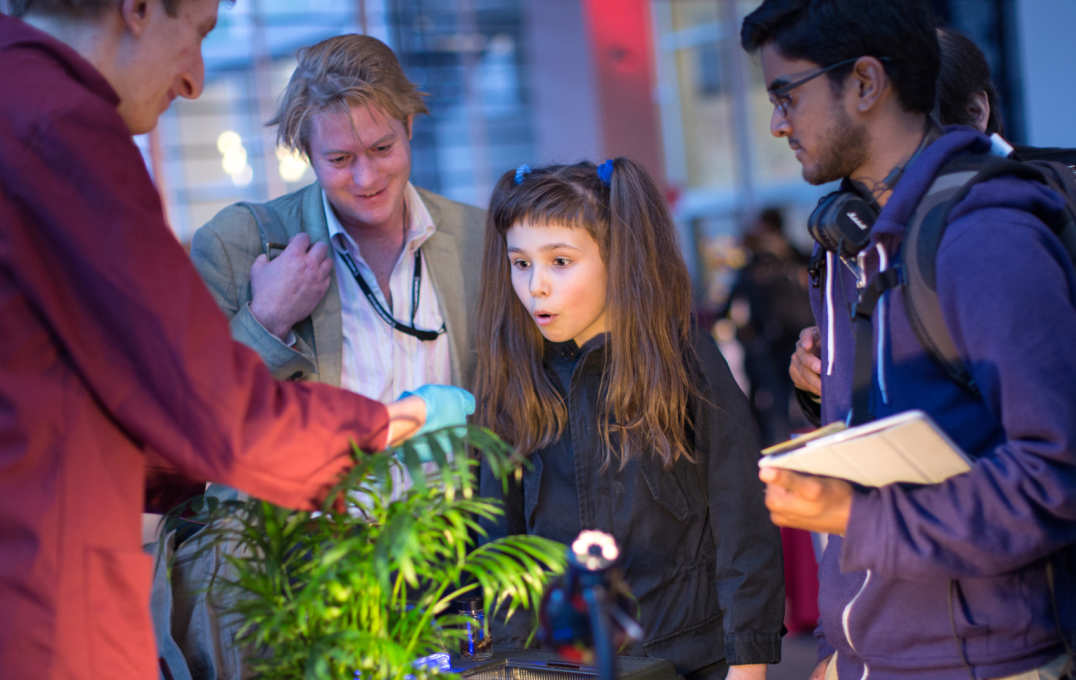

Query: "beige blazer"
(190, 182), (486, 389)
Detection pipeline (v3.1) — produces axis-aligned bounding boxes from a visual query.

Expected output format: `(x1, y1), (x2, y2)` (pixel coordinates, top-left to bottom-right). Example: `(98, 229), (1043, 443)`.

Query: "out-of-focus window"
(650, 0), (826, 310)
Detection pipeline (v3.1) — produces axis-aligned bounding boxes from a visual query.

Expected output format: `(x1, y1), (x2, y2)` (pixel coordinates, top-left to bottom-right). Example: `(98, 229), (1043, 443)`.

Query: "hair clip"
(514, 163), (531, 185)
(596, 159), (615, 186)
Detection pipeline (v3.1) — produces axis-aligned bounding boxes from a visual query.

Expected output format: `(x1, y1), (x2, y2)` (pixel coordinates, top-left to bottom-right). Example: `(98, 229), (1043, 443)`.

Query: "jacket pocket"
(638, 460), (690, 522)
(86, 547), (156, 677)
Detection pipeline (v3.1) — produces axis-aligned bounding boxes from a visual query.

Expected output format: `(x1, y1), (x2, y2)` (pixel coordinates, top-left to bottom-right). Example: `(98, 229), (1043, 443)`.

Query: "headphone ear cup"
(807, 190), (878, 258)
(808, 191), (843, 251)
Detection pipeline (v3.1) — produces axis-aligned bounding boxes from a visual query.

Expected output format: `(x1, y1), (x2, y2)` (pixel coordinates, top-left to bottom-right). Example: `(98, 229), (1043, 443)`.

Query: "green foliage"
(183, 426), (564, 680)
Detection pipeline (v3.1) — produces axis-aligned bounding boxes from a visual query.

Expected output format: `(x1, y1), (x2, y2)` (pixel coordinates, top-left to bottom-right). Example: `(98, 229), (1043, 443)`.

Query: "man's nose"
(351, 157), (377, 187)
(770, 107), (790, 138)
(176, 52), (206, 100)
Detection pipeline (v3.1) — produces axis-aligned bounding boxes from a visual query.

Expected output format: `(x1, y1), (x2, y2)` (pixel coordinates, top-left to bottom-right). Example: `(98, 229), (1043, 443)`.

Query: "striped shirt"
(324, 183), (453, 402)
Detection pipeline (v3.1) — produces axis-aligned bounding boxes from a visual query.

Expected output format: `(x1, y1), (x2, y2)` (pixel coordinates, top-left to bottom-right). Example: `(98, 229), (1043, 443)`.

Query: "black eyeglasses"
(767, 56), (878, 118)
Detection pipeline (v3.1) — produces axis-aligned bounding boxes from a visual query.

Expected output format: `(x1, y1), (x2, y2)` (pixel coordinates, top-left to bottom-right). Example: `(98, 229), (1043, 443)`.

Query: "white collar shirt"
(324, 183), (452, 402)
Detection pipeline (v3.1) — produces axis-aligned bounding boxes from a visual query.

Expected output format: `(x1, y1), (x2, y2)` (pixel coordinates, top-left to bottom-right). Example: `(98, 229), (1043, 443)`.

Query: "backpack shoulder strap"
(902, 155), (1073, 396)
(900, 158), (983, 395)
(1023, 159), (1076, 258)
(238, 201), (289, 257)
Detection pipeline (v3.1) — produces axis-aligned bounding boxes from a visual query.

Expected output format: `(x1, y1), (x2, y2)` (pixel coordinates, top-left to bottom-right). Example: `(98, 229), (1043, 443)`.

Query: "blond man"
(180, 35), (485, 678)
(192, 34), (485, 400)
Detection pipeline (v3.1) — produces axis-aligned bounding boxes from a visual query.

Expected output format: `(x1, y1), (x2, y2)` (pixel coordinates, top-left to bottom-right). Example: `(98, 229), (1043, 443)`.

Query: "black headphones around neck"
(807, 179), (880, 260)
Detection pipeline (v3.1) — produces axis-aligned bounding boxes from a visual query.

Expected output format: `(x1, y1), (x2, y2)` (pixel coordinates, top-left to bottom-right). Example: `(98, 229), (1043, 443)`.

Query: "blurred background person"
(723, 206), (812, 446)
(935, 26), (1003, 136)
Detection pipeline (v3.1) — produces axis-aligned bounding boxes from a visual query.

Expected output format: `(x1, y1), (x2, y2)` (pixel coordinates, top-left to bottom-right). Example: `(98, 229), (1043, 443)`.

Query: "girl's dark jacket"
(479, 330), (785, 674)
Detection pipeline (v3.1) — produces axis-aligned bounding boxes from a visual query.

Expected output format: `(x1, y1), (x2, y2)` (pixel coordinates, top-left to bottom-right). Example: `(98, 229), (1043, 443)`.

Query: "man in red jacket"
(0, 1), (471, 677)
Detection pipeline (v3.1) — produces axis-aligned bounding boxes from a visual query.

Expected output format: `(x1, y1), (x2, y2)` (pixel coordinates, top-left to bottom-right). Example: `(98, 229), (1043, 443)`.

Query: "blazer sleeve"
(696, 332), (786, 665)
(189, 207), (317, 381)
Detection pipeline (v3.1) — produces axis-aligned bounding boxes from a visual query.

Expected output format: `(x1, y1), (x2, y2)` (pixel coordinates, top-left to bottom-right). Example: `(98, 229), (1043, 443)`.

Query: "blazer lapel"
(419, 195), (467, 385)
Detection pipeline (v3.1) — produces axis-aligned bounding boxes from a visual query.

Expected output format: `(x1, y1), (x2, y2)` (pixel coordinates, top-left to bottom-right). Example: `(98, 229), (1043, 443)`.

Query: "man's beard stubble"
(802, 106), (868, 186)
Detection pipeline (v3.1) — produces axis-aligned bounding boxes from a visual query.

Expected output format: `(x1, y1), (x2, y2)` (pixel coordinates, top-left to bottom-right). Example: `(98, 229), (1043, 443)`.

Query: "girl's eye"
(552, 256), (571, 267)
(510, 258), (530, 270)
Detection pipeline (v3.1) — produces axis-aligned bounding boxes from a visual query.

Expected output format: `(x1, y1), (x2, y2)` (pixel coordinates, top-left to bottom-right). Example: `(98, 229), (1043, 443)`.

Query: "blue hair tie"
(514, 163), (531, 185)
(596, 159), (615, 186)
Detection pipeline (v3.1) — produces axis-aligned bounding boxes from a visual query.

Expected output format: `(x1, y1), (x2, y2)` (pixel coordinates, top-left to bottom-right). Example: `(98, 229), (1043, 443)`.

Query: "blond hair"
(270, 34), (429, 154)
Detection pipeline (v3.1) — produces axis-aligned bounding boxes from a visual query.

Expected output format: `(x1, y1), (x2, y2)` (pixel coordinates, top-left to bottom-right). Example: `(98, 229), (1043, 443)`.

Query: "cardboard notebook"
(759, 410), (973, 487)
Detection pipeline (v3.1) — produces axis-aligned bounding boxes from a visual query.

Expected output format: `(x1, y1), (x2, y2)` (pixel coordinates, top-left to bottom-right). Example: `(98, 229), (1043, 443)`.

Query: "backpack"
(795, 145), (1076, 425)
(900, 146), (1076, 396)
(897, 145), (1076, 676)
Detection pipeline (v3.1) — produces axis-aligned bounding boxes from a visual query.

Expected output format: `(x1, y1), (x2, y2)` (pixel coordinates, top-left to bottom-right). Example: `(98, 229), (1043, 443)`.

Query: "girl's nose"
(529, 268), (550, 297)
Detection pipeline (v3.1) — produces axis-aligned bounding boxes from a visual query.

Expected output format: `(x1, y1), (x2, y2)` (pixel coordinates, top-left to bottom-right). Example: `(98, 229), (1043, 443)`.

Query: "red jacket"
(0, 16), (390, 679)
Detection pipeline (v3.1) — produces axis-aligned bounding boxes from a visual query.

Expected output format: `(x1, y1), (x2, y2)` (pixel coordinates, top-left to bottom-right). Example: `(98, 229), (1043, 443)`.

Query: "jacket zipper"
(841, 568), (872, 679)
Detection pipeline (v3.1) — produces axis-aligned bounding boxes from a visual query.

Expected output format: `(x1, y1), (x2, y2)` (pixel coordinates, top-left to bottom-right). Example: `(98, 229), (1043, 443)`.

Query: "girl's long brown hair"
(473, 158), (699, 470)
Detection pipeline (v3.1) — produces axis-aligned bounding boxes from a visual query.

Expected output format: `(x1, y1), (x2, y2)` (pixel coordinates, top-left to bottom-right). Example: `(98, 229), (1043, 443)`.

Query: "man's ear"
(850, 56), (888, 113)
(119, 0), (152, 37)
(966, 90), (991, 133)
(405, 114), (414, 140)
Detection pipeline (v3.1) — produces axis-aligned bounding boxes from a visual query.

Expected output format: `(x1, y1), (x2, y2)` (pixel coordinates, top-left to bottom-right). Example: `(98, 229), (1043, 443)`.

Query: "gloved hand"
(397, 385), (475, 462)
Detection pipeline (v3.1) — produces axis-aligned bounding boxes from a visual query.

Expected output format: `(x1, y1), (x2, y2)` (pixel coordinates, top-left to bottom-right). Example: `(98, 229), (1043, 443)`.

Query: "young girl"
(474, 158), (784, 680)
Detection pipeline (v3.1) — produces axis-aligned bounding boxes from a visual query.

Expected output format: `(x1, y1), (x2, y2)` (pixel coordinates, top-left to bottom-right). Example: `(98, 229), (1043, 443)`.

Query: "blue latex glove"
(401, 384), (475, 435)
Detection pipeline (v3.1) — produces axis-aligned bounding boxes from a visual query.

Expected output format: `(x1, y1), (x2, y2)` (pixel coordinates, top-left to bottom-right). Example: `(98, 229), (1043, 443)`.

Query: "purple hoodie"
(811, 127), (1076, 679)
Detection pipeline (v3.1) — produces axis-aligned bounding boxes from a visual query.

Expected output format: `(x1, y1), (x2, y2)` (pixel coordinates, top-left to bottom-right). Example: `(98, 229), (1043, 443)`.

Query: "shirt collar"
(542, 333), (610, 361)
(324, 182), (437, 257)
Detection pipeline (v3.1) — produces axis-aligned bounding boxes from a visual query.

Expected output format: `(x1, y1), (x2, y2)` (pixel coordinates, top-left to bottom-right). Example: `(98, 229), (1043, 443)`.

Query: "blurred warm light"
(231, 164), (254, 187)
(218, 130), (253, 187)
(276, 146), (309, 183)
(221, 146), (248, 176)
(216, 130), (242, 154)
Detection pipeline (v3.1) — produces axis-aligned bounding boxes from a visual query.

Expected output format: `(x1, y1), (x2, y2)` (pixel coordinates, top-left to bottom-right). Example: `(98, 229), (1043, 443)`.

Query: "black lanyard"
(337, 248), (445, 341)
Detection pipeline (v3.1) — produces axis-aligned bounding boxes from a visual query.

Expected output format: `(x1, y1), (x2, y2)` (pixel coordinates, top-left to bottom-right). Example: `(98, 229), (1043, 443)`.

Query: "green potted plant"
(176, 426), (564, 680)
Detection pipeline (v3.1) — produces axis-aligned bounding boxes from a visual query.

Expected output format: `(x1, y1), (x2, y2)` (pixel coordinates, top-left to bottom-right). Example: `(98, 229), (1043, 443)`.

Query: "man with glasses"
(741, 1), (1076, 679)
